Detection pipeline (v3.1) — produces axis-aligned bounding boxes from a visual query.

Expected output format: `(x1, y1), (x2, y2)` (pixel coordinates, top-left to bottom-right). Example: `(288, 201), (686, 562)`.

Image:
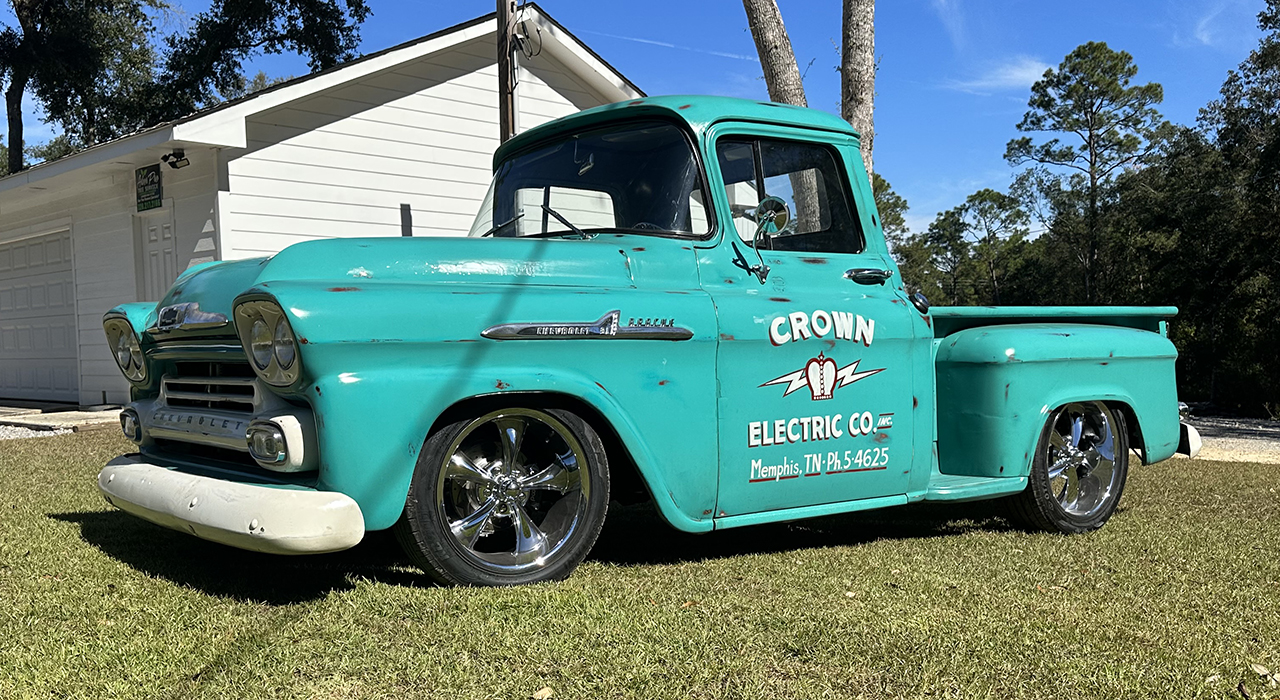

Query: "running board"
(925, 474), (1027, 502)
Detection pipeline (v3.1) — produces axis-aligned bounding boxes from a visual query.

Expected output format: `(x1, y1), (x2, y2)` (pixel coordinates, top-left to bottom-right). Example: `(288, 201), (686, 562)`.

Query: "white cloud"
(578, 29), (757, 62)
(931, 0), (966, 50)
(1170, 0), (1260, 51)
(943, 56), (1051, 95)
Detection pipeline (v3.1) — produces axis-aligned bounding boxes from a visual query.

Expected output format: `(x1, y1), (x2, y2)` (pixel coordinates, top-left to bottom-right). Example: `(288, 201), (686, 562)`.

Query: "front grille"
(162, 361), (258, 413)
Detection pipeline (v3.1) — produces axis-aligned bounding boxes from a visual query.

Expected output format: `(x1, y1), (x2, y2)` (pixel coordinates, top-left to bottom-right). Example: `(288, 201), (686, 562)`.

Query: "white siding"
(0, 156), (218, 404)
(221, 37), (613, 258)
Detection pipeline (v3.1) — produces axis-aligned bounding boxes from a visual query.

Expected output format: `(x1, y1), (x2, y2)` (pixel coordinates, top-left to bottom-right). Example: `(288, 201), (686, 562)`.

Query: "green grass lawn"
(2, 431), (1278, 699)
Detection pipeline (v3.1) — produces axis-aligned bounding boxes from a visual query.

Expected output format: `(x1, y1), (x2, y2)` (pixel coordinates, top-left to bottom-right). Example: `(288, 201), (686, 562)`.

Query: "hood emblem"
(155, 302), (228, 332)
(482, 310), (693, 341)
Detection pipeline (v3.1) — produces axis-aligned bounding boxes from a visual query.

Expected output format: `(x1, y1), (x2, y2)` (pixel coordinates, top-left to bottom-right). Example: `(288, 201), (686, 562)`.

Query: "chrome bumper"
(98, 455), (364, 555)
(1177, 422), (1202, 459)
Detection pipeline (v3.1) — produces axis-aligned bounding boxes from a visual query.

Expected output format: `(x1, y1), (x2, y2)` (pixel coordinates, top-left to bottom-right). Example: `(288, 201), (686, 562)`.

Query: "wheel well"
(1103, 400), (1147, 464)
(428, 392), (653, 505)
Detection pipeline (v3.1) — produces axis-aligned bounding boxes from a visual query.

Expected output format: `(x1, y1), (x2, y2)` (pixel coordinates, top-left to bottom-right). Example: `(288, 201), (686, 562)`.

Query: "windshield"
(467, 120), (712, 238)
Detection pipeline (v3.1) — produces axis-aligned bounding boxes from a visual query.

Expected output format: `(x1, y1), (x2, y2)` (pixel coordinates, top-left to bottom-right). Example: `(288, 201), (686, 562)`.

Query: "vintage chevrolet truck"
(98, 96), (1201, 585)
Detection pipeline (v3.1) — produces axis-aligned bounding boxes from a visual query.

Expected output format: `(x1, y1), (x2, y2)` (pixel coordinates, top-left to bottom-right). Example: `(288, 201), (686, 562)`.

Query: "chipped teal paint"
(106, 95), (1188, 537)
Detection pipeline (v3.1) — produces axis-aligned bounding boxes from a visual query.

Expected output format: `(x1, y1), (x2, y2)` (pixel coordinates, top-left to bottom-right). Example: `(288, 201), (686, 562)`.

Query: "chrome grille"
(162, 361), (258, 413)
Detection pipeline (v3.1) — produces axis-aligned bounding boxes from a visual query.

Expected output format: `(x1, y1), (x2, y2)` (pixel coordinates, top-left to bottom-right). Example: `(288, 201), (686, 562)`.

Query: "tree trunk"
(741, 0), (820, 231)
(742, 0), (807, 108)
(5, 68), (28, 175)
(841, 0), (875, 174)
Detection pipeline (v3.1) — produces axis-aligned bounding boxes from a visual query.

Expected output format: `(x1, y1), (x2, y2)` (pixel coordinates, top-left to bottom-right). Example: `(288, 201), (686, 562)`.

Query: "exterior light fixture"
(161, 149), (190, 169)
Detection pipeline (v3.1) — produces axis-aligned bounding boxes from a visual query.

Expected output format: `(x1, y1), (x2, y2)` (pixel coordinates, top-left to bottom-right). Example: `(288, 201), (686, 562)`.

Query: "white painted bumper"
(98, 455), (364, 555)
(1177, 423), (1202, 459)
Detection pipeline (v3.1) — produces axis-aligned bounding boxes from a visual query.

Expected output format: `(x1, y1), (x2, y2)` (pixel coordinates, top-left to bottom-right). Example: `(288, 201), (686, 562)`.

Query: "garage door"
(0, 231), (78, 402)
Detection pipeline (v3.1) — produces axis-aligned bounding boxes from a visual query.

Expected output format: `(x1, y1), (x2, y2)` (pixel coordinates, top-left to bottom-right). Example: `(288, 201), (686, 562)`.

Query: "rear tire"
(394, 407), (610, 586)
(1009, 401), (1129, 534)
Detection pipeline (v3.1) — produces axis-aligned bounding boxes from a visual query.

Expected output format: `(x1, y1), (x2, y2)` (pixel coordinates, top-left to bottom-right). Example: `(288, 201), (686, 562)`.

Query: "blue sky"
(7, 0), (1267, 230)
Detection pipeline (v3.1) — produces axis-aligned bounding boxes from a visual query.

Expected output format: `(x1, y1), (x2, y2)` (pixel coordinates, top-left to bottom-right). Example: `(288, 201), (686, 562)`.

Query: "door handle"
(844, 268), (893, 285)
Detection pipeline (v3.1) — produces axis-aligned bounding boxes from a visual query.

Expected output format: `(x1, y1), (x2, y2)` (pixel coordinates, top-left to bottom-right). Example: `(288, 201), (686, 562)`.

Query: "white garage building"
(0, 6), (641, 405)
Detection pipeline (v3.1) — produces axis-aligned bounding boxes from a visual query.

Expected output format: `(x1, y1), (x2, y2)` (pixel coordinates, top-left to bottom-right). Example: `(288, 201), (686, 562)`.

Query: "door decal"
(759, 352), (884, 400)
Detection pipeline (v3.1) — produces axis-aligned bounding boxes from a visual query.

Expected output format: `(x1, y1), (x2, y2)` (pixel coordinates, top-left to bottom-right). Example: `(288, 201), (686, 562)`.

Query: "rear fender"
(935, 323), (1180, 478)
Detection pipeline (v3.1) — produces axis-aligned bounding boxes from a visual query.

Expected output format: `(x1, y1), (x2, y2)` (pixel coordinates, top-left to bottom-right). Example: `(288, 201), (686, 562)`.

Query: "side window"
(715, 138), (863, 255)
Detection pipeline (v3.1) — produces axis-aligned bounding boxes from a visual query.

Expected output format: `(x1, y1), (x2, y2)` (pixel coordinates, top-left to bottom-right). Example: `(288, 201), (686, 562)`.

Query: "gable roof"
(0, 3), (643, 194)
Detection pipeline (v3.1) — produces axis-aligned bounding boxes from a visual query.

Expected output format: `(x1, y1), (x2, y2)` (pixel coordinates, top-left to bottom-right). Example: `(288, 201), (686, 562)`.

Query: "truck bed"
(930, 306), (1178, 338)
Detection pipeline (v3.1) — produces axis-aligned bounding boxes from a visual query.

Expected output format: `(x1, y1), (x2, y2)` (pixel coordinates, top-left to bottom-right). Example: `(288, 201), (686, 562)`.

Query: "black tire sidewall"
(395, 407), (610, 586)
(1018, 405), (1130, 534)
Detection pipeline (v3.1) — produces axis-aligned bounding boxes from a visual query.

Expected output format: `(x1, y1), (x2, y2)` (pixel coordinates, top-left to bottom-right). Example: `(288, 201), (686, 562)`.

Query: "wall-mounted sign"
(135, 164), (162, 212)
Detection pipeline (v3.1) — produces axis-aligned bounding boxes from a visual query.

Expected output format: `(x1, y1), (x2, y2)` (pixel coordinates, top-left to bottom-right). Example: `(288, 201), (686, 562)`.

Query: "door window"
(716, 138), (863, 254)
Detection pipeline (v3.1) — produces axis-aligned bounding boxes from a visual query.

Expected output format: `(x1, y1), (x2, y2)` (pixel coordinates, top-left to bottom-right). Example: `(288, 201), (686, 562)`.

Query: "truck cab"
(98, 96), (1200, 586)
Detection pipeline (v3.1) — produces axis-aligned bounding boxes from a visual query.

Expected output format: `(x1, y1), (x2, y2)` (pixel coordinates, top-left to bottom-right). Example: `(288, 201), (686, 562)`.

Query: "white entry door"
(136, 208), (177, 301)
(0, 230), (78, 402)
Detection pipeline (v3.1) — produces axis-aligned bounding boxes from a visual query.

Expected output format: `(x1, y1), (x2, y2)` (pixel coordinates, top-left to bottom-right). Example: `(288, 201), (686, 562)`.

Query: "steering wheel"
(630, 222), (664, 231)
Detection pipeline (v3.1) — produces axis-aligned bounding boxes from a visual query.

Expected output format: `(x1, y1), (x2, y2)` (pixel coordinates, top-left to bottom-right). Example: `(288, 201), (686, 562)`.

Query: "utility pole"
(497, 0), (517, 142)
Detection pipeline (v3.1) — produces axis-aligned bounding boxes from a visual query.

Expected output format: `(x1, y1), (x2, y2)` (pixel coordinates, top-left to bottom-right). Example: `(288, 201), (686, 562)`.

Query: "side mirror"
(746, 196), (788, 283)
(752, 196), (789, 244)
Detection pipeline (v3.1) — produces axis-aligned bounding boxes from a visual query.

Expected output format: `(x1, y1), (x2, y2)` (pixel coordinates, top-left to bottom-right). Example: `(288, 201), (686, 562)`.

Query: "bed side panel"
(935, 324), (1180, 478)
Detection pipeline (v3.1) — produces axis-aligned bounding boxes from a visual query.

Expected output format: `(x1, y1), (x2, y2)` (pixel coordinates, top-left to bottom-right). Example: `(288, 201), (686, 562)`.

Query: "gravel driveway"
(1185, 416), (1280, 464)
(0, 425), (71, 440)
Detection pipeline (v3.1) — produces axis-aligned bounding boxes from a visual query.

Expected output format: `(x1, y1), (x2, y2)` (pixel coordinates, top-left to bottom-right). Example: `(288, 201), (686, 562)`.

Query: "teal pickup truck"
(98, 96), (1201, 586)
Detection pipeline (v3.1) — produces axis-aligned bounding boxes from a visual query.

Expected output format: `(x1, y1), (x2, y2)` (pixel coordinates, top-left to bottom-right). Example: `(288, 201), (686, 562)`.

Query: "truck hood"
(153, 235), (691, 332)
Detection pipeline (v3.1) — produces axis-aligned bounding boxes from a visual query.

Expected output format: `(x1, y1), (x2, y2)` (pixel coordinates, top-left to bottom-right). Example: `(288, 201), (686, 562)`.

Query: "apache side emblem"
(760, 352), (884, 400)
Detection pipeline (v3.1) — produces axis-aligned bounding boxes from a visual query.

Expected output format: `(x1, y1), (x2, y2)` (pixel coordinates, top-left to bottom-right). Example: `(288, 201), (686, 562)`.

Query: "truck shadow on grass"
(589, 500), (1021, 566)
(49, 500), (1029, 604)
(48, 510), (425, 605)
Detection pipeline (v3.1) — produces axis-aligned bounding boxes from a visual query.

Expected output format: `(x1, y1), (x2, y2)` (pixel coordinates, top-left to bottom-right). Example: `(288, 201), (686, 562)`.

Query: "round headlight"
(273, 320), (296, 369)
(114, 333), (134, 370)
(250, 318), (274, 369)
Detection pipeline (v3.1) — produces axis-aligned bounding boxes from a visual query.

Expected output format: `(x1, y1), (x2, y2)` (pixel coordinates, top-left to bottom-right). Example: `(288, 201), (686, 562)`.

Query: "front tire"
(1009, 401), (1129, 534)
(394, 407), (610, 586)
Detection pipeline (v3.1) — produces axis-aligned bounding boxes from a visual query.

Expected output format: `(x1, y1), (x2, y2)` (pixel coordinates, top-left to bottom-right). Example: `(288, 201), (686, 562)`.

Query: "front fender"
(248, 279), (721, 533)
(935, 324), (1180, 478)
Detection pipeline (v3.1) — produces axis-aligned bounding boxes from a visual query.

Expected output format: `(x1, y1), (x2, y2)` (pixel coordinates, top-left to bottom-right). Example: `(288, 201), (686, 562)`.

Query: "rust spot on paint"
(314, 386), (322, 396)
(629, 100), (644, 105)
(1108, 351), (1114, 358)
(891, 298), (904, 305)
(632, 247), (646, 251)
(799, 257), (827, 265)
(1004, 383), (1010, 401)
(495, 380), (511, 390)
(679, 104), (693, 110)
(298, 337), (310, 345)
(681, 246), (692, 250)
(723, 278), (735, 284)
(703, 508), (713, 515)
(824, 339), (836, 349)
(719, 333), (735, 341)
(922, 315), (932, 328)
(658, 380), (670, 386)
(327, 287), (360, 292)
(913, 396), (919, 409)
(1000, 465), (1005, 473)
(1100, 361), (1109, 366)
(873, 432), (889, 444)
(769, 296), (791, 302)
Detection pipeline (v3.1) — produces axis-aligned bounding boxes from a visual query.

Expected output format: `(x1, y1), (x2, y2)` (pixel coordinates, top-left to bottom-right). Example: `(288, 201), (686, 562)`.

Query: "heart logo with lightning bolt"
(760, 353), (885, 400)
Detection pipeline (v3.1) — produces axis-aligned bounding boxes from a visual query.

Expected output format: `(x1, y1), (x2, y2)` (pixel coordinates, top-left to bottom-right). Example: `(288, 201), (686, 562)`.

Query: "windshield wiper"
(533, 204), (594, 239)
(477, 212), (524, 237)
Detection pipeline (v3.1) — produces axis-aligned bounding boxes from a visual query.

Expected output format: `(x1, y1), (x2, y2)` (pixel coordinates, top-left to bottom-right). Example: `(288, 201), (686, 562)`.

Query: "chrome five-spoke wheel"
(1046, 402), (1121, 518)
(396, 407), (610, 585)
(1010, 400), (1130, 534)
